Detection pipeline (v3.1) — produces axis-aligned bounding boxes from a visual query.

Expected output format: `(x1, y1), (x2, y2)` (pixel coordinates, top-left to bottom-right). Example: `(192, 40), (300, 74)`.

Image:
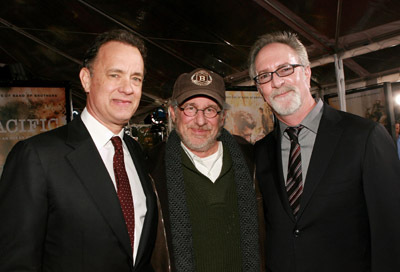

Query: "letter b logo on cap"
(191, 70), (213, 86)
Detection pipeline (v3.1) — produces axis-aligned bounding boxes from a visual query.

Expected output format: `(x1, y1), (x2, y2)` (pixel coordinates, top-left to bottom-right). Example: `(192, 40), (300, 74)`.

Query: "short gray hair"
(248, 31), (310, 80)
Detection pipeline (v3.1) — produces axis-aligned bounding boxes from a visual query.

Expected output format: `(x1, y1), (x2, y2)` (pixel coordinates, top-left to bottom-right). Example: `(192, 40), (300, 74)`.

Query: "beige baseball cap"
(172, 68), (226, 107)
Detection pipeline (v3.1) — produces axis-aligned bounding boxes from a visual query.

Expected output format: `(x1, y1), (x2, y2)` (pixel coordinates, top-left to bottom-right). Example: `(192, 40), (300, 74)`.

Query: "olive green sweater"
(182, 146), (242, 272)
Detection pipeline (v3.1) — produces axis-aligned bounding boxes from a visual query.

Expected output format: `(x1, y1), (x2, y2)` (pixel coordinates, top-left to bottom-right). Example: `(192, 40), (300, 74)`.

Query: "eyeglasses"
(253, 64), (303, 85)
(179, 105), (221, 118)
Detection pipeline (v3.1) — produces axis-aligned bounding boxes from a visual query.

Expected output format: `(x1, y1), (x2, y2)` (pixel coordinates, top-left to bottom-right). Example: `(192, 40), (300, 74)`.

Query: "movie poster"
(0, 85), (70, 175)
(224, 90), (274, 144)
(326, 86), (388, 129)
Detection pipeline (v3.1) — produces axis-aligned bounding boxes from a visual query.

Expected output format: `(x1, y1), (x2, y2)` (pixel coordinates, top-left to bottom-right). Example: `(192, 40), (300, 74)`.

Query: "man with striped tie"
(248, 31), (400, 272)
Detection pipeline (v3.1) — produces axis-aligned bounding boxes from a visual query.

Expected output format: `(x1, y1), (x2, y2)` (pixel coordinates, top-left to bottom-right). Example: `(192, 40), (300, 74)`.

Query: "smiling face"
(254, 42), (314, 123)
(170, 96), (225, 158)
(79, 41), (144, 134)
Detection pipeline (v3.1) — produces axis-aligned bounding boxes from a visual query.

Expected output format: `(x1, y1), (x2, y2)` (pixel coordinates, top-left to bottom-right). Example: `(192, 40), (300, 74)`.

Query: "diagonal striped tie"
(285, 126), (304, 217)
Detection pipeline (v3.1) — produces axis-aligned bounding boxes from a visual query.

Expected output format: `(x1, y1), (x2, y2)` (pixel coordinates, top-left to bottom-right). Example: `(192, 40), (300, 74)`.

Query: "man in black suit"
(248, 31), (400, 272)
(0, 29), (157, 271)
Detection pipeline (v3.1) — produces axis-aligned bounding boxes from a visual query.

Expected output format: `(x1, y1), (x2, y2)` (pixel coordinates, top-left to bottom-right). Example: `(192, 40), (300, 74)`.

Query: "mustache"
(271, 85), (300, 98)
(271, 85), (295, 97)
(187, 124), (212, 131)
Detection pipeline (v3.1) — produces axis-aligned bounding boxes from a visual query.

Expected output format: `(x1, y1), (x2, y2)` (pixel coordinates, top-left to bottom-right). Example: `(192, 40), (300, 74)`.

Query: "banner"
(325, 85), (389, 131)
(0, 83), (71, 175)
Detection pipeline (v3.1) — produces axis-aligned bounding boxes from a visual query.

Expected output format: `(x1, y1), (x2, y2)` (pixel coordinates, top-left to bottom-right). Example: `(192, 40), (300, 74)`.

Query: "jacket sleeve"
(362, 123), (400, 271)
(0, 141), (48, 271)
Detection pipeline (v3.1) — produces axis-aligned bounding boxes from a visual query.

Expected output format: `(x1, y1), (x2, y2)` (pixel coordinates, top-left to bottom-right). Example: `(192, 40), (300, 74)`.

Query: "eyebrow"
(131, 71), (144, 78)
(183, 103), (218, 109)
(107, 68), (143, 77)
(259, 63), (291, 73)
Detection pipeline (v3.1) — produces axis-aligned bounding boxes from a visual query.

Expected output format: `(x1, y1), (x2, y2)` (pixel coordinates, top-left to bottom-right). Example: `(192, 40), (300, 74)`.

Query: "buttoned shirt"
(280, 99), (324, 184)
(81, 108), (146, 264)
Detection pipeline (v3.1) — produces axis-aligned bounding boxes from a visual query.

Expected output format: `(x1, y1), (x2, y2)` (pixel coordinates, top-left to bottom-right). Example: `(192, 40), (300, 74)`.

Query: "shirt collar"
(181, 141), (222, 163)
(279, 98), (324, 136)
(80, 108), (124, 149)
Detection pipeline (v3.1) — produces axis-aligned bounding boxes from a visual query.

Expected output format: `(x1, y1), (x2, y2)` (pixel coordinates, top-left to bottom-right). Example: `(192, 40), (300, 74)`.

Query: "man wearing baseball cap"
(148, 68), (265, 272)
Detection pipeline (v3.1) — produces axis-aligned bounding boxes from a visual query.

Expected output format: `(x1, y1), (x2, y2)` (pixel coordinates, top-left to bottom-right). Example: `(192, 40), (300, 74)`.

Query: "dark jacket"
(0, 117), (158, 272)
(255, 104), (400, 272)
(148, 132), (266, 272)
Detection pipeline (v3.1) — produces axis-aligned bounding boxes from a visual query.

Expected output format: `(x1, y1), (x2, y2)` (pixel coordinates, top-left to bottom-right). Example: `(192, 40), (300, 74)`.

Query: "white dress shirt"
(80, 108), (146, 264)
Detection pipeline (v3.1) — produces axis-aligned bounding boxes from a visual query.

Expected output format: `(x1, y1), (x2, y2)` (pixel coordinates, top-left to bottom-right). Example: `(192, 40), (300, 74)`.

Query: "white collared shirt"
(181, 141), (223, 183)
(80, 108), (146, 264)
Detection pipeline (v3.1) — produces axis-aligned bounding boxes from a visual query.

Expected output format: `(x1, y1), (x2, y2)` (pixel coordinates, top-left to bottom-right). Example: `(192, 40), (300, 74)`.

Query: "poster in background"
(224, 88), (274, 144)
(325, 85), (389, 131)
(0, 82), (71, 175)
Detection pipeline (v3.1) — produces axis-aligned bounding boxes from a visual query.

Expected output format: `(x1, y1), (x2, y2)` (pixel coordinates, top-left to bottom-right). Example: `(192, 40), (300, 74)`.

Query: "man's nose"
(194, 110), (207, 125)
(120, 78), (135, 94)
(271, 73), (284, 88)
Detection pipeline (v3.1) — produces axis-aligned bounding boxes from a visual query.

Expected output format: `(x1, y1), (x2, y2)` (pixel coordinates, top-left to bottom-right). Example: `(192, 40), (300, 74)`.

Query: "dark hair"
(82, 29), (147, 71)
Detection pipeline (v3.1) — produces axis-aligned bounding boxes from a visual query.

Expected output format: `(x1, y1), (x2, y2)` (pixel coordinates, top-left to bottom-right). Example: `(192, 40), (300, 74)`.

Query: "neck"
(86, 108), (125, 135)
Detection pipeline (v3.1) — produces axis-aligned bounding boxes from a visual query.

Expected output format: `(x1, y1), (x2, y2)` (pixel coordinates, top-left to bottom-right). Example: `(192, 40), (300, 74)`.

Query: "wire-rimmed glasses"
(179, 105), (221, 118)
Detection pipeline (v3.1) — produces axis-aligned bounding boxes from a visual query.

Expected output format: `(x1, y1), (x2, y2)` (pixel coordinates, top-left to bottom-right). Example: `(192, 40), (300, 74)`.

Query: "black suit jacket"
(0, 117), (157, 272)
(255, 104), (400, 272)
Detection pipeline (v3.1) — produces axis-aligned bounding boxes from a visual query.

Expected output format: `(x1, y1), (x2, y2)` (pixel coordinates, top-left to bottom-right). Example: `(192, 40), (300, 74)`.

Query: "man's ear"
(219, 109), (227, 126)
(304, 65), (312, 89)
(257, 85), (266, 102)
(221, 109), (227, 120)
(168, 105), (176, 123)
(79, 67), (91, 93)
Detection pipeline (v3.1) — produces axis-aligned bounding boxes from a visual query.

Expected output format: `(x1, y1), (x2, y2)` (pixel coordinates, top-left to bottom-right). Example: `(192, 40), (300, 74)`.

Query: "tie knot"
(111, 136), (123, 153)
(285, 125), (303, 142)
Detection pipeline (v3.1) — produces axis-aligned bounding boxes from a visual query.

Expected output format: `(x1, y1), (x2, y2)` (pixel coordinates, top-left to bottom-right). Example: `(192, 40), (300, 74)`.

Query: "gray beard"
(175, 127), (222, 152)
(269, 86), (302, 116)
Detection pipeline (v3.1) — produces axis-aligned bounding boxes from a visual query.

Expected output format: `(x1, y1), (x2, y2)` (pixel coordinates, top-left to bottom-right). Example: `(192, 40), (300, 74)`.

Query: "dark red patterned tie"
(111, 136), (135, 250)
(285, 126), (304, 217)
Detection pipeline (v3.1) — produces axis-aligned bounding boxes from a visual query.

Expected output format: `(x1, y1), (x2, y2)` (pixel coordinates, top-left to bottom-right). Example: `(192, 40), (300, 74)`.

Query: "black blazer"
(0, 116), (157, 272)
(255, 104), (400, 272)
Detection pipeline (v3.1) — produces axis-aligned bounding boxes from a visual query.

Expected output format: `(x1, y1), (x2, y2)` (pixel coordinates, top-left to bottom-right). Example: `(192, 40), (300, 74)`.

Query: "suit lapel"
(297, 104), (343, 218)
(124, 135), (157, 268)
(65, 117), (133, 260)
(270, 127), (297, 221)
